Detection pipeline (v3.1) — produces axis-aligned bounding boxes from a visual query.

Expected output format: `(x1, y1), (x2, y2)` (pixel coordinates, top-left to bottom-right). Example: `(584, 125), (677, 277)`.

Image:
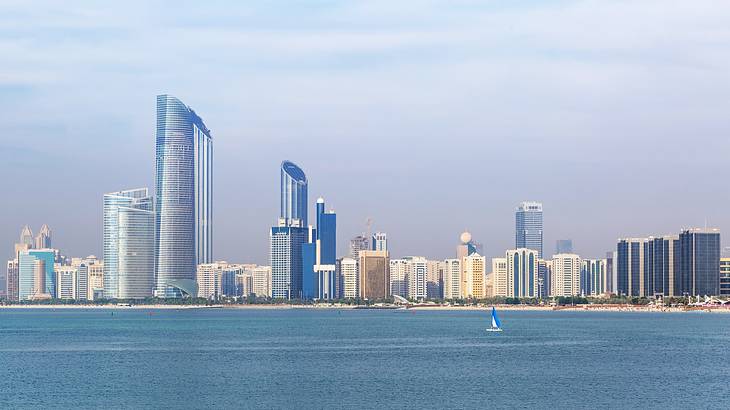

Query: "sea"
(0, 308), (728, 409)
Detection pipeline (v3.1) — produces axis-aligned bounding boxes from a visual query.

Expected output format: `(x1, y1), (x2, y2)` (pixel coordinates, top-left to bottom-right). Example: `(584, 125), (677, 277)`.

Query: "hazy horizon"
(2, 1), (729, 264)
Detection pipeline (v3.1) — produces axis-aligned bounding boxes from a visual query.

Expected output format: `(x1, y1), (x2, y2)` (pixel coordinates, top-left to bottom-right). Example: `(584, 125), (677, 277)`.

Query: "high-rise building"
(645, 236), (680, 297)
(20, 225), (33, 248)
(462, 253), (485, 299)
(197, 263), (222, 299)
(372, 232), (388, 252)
(359, 250), (390, 300)
(504, 249), (539, 298)
(551, 254), (581, 297)
(55, 265), (77, 300)
(389, 259), (409, 298)
(18, 250), (54, 300)
(679, 228), (720, 297)
(491, 258), (508, 297)
(426, 260), (442, 299)
(337, 258), (358, 299)
(104, 188), (155, 299)
(538, 259), (550, 298)
(443, 259), (462, 299)
(34, 224), (51, 250)
(349, 235), (371, 260)
(252, 266), (272, 298)
(555, 239), (572, 255)
(616, 238), (646, 297)
(581, 259), (607, 296)
(3, 260), (16, 300)
(456, 231), (482, 260)
(303, 197), (337, 300)
(406, 256), (428, 300)
(516, 202), (543, 258)
(270, 226), (307, 299)
(605, 251), (615, 294)
(155, 94), (212, 298)
(279, 161), (308, 228)
(720, 258), (730, 296)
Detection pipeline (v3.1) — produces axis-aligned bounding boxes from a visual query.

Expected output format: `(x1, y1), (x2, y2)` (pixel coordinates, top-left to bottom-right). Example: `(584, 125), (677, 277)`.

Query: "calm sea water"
(0, 308), (728, 409)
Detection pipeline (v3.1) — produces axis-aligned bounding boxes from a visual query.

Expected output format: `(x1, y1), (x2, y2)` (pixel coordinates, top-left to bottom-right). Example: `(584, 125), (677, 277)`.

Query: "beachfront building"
(462, 253), (485, 299)
(359, 250), (389, 300)
(443, 259), (462, 300)
(551, 254), (581, 297)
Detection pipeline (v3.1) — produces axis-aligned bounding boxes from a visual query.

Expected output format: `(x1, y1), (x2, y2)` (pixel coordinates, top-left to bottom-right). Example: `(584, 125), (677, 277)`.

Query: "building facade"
(155, 94), (212, 298)
(462, 253), (485, 299)
(338, 258), (358, 299)
(504, 248), (539, 298)
(359, 250), (390, 300)
(372, 232), (388, 252)
(280, 161), (308, 227)
(551, 254), (581, 297)
(516, 202), (543, 258)
(581, 259), (607, 296)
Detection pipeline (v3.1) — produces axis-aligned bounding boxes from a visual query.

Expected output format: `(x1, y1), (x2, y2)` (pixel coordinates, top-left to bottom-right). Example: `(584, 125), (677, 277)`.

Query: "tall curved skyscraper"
(155, 94), (212, 297)
(279, 160), (307, 227)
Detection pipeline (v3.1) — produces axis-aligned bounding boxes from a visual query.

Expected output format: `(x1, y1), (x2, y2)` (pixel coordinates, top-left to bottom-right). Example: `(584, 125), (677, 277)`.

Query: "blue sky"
(2, 0), (730, 264)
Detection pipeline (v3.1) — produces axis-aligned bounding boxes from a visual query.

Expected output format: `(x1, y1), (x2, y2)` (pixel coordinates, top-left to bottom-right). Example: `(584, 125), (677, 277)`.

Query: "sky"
(2, 0), (730, 265)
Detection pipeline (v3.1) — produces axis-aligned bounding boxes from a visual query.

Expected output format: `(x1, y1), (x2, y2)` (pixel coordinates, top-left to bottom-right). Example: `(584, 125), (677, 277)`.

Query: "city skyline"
(3, 1), (730, 265)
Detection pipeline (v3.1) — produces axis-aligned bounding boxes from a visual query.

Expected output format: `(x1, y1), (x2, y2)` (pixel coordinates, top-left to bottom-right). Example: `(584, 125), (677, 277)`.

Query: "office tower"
(581, 259), (607, 296)
(271, 226), (307, 299)
(4, 260), (17, 300)
(645, 236), (680, 297)
(720, 258), (730, 296)
(280, 161), (308, 227)
(103, 188), (155, 299)
(605, 251), (614, 294)
(405, 256), (428, 300)
(551, 254), (581, 297)
(456, 231), (482, 260)
(679, 228), (720, 297)
(18, 251), (50, 300)
(372, 232), (388, 252)
(30, 249), (55, 297)
(20, 225), (33, 248)
(252, 266), (272, 298)
(426, 260), (442, 299)
(338, 258), (358, 299)
(303, 197), (337, 300)
(155, 94), (212, 298)
(537, 259), (550, 298)
(197, 263), (223, 299)
(516, 202), (543, 258)
(359, 250), (390, 300)
(221, 265), (244, 297)
(555, 239), (572, 255)
(34, 224), (51, 249)
(443, 259), (462, 299)
(616, 238), (647, 297)
(462, 253), (486, 299)
(76, 263), (89, 301)
(349, 235), (370, 260)
(389, 259), (408, 298)
(505, 249), (539, 298)
(56, 265), (77, 300)
(492, 258), (508, 297)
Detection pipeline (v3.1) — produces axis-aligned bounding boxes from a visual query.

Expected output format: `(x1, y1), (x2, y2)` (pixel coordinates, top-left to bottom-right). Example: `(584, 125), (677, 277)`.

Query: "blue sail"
(491, 307), (502, 329)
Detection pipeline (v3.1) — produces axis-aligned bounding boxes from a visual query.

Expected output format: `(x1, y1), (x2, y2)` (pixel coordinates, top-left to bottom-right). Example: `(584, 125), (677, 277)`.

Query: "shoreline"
(1, 304), (729, 313)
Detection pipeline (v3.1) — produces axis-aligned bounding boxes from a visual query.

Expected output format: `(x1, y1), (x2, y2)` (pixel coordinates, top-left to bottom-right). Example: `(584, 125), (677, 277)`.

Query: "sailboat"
(486, 307), (503, 332)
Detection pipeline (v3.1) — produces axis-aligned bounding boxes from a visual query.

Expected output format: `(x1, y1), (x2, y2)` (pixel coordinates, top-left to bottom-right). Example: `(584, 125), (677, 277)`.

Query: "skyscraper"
(551, 254), (581, 297)
(155, 94), (212, 298)
(349, 235), (370, 260)
(504, 248), (539, 298)
(280, 161), (308, 228)
(34, 224), (51, 249)
(443, 259), (462, 299)
(616, 238), (646, 297)
(581, 259), (607, 296)
(104, 188), (155, 299)
(337, 257), (358, 299)
(359, 250), (390, 300)
(389, 259), (408, 298)
(302, 197), (338, 300)
(372, 232), (388, 252)
(679, 228), (720, 297)
(516, 202), (543, 258)
(20, 225), (33, 248)
(462, 253), (486, 299)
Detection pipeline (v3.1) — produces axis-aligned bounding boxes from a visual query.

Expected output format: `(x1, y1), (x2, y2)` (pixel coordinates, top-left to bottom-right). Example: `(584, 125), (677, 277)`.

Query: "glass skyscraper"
(155, 94), (212, 297)
(103, 188), (155, 299)
(516, 201), (543, 258)
(280, 161), (307, 227)
(679, 228), (720, 297)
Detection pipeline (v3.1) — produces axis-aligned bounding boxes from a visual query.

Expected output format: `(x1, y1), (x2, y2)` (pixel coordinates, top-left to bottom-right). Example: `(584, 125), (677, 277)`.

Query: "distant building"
(349, 235), (371, 260)
(103, 188), (155, 299)
(18, 250), (54, 300)
(679, 228), (720, 297)
(34, 224), (52, 250)
(491, 258), (508, 297)
(581, 259), (607, 296)
(359, 250), (390, 300)
(405, 256), (428, 300)
(555, 239), (572, 255)
(389, 259), (409, 298)
(443, 259), (462, 299)
(504, 249), (539, 298)
(20, 225), (33, 248)
(56, 265), (77, 300)
(462, 253), (485, 299)
(605, 251), (615, 294)
(456, 231), (482, 260)
(270, 226), (307, 299)
(551, 254), (581, 297)
(197, 263), (222, 299)
(252, 266), (272, 298)
(426, 260), (442, 299)
(720, 258), (730, 296)
(372, 232), (388, 252)
(645, 236), (680, 297)
(303, 197), (337, 300)
(538, 259), (550, 298)
(4, 260), (17, 300)
(337, 258), (358, 299)
(616, 238), (646, 297)
(516, 202), (543, 258)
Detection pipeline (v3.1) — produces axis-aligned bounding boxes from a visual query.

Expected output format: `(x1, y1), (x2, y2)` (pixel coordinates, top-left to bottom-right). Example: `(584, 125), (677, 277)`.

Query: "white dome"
(460, 231), (472, 245)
